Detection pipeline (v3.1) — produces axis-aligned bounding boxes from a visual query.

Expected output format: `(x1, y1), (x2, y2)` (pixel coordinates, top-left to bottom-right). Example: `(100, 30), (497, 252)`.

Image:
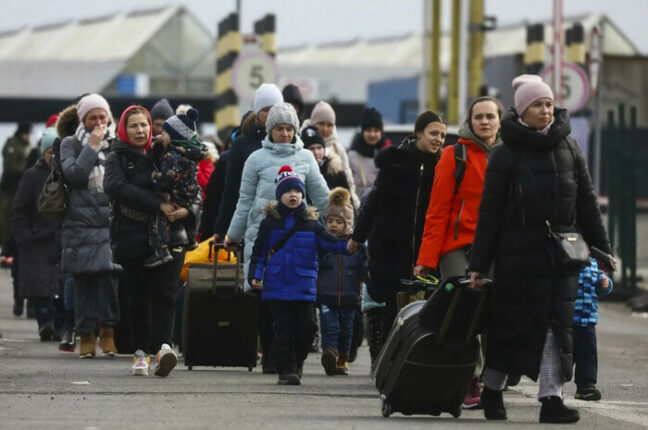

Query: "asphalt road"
(1, 267), (647, 429)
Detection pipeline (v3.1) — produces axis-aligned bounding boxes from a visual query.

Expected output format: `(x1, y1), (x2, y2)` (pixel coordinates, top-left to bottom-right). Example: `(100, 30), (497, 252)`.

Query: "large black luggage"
(182, 245), (258, 371)
(372, 277), (488, 418)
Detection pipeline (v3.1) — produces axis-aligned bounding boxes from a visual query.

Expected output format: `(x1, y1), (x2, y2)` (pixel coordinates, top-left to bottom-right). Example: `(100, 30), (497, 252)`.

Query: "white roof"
(279, 14), (640, 69)
(0, 6), (179, 62)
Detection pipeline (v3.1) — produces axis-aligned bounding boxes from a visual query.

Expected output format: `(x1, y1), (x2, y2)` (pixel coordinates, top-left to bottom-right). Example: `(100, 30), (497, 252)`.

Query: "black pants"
(122, 248), (185, 355)
(573, 325), (598, 388)
(365, 307), (385, 364)
(258, 298), (275, 366)
(381, 294), (398, 347)
(268, 300), (317, 374)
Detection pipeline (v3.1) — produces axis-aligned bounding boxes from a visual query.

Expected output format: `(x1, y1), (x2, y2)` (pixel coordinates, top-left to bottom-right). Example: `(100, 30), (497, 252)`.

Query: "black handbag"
(545, 220), (589, 270)
(522, 141), (588, 270)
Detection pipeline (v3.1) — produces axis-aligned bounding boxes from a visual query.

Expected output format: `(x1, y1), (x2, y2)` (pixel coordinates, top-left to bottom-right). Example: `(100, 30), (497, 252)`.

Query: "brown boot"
(321, 347), (339, 376)
(99, 328), (117, 357)
(79, 333), (96, 359)
(336, 353), (349, 375)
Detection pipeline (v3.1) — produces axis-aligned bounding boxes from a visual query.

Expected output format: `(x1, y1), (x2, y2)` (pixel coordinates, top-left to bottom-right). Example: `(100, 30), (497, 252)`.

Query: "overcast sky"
(1, 0), (647, 53)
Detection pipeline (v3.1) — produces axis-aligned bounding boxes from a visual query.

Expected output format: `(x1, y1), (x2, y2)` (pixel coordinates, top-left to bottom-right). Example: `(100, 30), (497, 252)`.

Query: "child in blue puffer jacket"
(573, 255), (613, 401)
(317, 188), (368, 376)
(249, 166), (351, 386)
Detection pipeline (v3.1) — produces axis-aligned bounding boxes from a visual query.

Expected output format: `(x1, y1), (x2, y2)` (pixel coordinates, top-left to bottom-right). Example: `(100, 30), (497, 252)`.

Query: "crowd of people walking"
(1, 74), (613, 424)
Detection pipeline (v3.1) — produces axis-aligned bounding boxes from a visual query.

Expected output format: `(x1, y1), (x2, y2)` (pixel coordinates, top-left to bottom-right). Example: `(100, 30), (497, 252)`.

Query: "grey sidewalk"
(1, 267), (647, 429)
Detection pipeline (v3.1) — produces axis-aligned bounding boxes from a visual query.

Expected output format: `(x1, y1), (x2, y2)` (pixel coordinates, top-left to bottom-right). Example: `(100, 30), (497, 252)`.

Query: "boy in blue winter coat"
(317, 187), (368, 376)
(573, 255), (613, 401)
(249, 166), (351, 385)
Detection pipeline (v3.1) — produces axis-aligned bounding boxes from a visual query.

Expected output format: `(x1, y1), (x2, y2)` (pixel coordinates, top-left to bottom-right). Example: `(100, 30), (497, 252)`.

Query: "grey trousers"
(482, 328), (564, 399)
(438, 247), (492, 376)
(74, 272), (119, 335)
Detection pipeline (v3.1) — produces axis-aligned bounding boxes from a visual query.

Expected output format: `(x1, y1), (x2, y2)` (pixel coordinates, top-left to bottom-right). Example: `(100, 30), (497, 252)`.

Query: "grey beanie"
(266, 102), (300, 135)
(150, 98), (174, 121)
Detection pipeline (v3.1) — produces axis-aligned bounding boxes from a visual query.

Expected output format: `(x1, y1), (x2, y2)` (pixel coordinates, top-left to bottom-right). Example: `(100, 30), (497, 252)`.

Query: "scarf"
(517, 117), (555, 135)
(458, 122), (502, 153)
(74, 123), (112, 193)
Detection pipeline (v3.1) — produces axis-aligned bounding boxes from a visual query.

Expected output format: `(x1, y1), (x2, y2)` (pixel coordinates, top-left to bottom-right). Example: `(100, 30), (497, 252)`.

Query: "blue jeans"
(74, 272), (119, 335)
(573, 325), (598, 388)
(319, 304), (356, 354)
(63, 273), (75, 312)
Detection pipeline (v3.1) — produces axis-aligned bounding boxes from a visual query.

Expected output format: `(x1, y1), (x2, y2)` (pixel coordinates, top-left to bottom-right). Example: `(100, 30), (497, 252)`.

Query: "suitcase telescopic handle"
(210, 241), (243, 295)
(438, 277), (492, 344)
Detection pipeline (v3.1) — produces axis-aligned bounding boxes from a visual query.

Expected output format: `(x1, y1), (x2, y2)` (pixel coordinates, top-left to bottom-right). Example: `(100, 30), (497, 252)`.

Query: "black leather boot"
(539, 396), (580, 423)
(481, 386), (507, 420)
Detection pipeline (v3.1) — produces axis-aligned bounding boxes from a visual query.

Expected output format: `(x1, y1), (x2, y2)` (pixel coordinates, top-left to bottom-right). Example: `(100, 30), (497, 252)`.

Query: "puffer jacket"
(468, 108), (611, 382)
(213, 119), (266, 236)
(104, 140), (202, 263)
(249, 201), (348, 302)
(317, 240), (367, 306)
(59, 121), (121, 274)
(352, 137), (439, 302)
(227, 134), (330, 287)
(417, 124), (499, 270)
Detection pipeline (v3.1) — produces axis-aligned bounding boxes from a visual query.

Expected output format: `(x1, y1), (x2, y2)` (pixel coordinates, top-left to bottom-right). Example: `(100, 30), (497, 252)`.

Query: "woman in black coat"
(11, 128), (61, 340)
(348, 111), (446, 345)
(468, 75), (611, 424)
(104, 105), (201, 378)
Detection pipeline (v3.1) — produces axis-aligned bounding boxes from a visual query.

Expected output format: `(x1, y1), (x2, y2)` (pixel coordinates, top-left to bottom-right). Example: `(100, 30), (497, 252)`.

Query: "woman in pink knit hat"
(466, 75), (611, 424)
(304, 101), (359, 207)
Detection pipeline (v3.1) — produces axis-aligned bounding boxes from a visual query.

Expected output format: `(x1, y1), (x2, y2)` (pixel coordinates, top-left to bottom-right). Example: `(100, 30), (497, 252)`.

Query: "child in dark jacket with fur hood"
(249, 166), (351, 386)
(317, 187), (367, 376)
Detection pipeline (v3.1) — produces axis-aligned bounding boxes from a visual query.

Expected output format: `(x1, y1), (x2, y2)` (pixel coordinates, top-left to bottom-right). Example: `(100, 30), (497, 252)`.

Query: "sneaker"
(539, 396), (580, 423)
(463, 376), (482, 409)
(132, 350), (151, 376)
(575, 385), (602, 401)
(154, 343), (178, 377)
(58, 329), (76, 353)
(143, 248), (174, 268)
(336, 354), (349, 375)
(277, 372), (301, 385)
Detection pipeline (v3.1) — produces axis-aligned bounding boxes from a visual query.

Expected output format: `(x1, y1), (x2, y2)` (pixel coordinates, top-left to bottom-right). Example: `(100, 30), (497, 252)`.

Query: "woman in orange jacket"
(414, 96), (503, 408)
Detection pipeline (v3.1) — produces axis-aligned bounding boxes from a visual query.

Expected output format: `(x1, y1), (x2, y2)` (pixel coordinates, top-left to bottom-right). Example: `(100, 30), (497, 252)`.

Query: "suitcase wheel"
(380, 397), (392, 418)
(188, 365), (193, 371)
(430, 409), (441, 417)
(450, 406), (462, 419)
(248, 366), (253, 372)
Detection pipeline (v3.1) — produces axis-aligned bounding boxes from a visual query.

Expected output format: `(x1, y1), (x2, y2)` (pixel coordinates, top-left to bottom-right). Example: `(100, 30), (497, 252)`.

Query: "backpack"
(37, 137), (69, 221)
(452, 142), (467, 196)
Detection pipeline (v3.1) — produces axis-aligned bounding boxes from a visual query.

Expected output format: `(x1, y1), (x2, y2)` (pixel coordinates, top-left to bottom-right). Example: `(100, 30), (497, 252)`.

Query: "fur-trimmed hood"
(325, 150), (343, 175)
(262, 201), (319, 221)
(56, 104), (80, 139)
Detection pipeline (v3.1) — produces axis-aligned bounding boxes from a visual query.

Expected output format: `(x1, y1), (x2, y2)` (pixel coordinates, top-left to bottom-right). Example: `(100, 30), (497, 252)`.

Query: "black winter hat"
(360, 107), (383, 131)
(282, 84), (305, 117)
(301, 126), (325, 149)
(16, 121), (32, 135)
(150, 98), (174, 121)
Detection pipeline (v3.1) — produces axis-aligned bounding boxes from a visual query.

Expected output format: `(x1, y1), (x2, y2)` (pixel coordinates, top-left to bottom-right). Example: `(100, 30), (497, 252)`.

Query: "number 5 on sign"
(232, 52), (279, 101)
(539, 62), (590, 113)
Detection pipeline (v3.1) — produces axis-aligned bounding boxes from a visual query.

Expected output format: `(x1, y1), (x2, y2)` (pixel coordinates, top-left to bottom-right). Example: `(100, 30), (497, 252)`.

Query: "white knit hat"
(253, 83), (283, 114)
(266, 102), (300, 135)
(77, 93), (111, 122)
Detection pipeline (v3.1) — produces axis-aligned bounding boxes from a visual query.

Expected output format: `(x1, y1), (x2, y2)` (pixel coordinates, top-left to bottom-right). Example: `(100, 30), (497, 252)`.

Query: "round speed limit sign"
(539, 62), (590, 113)
(232, 52), (279, 101)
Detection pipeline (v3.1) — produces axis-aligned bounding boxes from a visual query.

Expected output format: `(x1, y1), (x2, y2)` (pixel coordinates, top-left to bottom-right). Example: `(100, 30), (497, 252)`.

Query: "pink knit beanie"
(310, 101), (336, 125)
(77, 93), (111, 122)
(512, 74), (554, 116)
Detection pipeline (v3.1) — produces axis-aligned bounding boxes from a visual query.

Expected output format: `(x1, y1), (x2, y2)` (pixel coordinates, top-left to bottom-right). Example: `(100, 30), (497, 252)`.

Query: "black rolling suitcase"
(372, 277), (488, 418)
(182, 245), (259, 371)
